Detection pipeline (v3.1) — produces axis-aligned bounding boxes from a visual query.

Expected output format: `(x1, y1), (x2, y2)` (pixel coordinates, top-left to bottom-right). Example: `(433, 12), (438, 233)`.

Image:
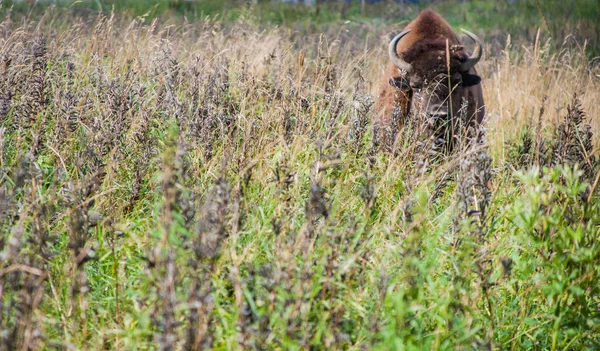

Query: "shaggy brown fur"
(374, 9), (485, 150)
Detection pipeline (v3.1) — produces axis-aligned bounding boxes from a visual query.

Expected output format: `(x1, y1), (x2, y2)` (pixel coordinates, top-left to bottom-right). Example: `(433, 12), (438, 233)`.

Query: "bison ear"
(389, 77), (410, 90)
(461, 73), (481, 87)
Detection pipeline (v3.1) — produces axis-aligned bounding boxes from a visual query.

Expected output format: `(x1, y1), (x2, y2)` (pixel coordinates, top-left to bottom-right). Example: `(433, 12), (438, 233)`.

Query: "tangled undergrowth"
(0, 10), (599, 351)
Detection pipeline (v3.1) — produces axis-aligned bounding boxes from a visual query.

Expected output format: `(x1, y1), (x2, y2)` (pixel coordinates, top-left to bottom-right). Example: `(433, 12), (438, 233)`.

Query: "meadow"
(1, 1), (599, 350)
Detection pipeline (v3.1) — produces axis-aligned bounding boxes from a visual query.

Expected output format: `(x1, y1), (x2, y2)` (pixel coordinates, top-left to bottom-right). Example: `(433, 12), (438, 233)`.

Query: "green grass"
(0, 3), (599, 350)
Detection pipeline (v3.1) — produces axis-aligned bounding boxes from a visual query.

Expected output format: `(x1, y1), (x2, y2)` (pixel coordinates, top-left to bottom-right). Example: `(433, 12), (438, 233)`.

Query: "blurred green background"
(2, 0), (599, 55)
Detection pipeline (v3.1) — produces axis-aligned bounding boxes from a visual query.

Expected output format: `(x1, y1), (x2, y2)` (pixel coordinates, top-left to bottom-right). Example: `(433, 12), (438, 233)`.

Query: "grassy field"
(1, 1), (600, 350)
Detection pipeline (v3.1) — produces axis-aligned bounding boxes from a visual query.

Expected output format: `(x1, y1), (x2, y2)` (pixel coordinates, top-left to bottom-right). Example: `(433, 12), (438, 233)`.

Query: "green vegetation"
(1, 2), (599, 350)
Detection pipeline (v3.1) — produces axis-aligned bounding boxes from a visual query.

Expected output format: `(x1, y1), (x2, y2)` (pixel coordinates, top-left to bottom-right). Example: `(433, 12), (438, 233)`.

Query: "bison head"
(388, 29), (482, 122)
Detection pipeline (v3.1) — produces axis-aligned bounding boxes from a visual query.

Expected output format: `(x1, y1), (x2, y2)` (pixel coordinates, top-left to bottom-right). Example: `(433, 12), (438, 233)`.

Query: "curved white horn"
(388, 29), (412, 73)
(460, 28), (483, 71)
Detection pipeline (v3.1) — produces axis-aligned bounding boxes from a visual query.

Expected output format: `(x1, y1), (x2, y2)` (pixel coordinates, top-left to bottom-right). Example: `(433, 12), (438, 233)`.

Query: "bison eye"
(389, 77), (410, 90)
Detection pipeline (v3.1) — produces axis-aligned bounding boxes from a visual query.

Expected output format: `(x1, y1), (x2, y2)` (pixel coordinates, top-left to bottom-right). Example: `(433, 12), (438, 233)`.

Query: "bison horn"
(460, 29), (483, 71)
(388, 29), (412, 73)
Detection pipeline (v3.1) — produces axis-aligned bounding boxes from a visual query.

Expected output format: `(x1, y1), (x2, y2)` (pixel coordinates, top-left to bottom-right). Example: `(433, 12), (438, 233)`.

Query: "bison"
(374, 9), (485, 151)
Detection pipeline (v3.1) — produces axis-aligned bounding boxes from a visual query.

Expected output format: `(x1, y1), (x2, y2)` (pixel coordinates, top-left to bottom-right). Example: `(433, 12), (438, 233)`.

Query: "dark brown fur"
(374, 9), (485, 149)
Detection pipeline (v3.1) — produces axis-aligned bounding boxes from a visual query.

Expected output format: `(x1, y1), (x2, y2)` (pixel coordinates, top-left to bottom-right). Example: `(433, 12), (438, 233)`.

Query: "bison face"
(410, 71), (457, 120)
(390, 68), (480, 122)
(410, 70), (481, 120)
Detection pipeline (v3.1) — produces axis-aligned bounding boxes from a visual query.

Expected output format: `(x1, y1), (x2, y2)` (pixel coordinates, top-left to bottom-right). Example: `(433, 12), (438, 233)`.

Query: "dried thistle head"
(153, 251), (179, 351)
(500, 257), (513, 277)
(306, 181), (329, 222)
(0, 54), (15, 123)
(551, 93), (597, 181)
(454, 125), (493, 230)
(193, 177), (230, 261)
(348, 94), (373, 150)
